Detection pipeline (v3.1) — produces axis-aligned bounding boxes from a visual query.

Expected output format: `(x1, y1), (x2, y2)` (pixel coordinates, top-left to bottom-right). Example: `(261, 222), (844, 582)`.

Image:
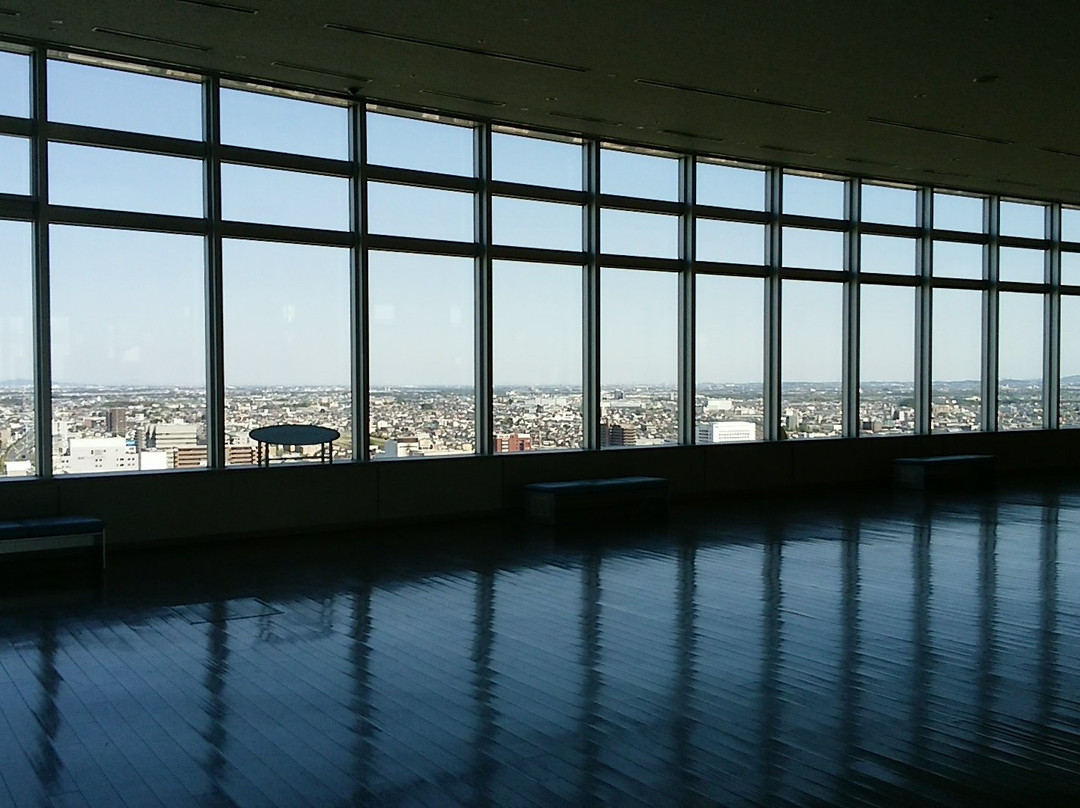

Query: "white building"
(61, 437), (139, 474)
(696, 421), (757, 444)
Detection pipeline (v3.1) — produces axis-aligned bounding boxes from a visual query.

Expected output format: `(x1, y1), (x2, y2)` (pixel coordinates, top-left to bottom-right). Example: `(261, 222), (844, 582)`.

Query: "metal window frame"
(5, 38), (1076, 483)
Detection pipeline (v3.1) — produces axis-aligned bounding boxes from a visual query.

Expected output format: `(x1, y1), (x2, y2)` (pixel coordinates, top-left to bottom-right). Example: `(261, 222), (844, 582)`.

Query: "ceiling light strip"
(547, 111), (622, 127)
(92, 27), (209, 52)
(324, 23), (588, 73)
(1040, 146), (1080, 160)
(0, 9), (19, 17)
(659, 129), (726, 144)
(866, 117), (1011, 145)
(418, 89), (505, 107)
(175, 0), (258, 13)
(635, 78), (830, 115)
(759, 144), (816, 156)
(270, 61), (371, 84)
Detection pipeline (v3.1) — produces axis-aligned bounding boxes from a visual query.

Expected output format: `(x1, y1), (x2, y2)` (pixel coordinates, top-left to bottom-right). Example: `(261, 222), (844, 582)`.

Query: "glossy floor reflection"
(3, 480), (1080, 806)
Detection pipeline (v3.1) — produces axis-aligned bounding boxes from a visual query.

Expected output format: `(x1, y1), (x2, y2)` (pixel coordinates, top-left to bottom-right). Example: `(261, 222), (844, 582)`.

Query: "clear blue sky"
(0, 53), (1053, 388)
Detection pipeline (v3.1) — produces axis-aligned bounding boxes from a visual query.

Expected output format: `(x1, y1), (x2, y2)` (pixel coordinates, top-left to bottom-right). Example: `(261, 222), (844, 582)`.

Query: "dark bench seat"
(525, 476), (669, 525)
(0, 516), (106, 571)
(893, 455), (995, 491)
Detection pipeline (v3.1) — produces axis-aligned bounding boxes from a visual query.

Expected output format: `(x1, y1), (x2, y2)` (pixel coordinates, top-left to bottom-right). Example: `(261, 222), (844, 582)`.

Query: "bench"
(893, 454), (995, 491)
(0, 516), (106, 571)
(525, 476), (669, 525)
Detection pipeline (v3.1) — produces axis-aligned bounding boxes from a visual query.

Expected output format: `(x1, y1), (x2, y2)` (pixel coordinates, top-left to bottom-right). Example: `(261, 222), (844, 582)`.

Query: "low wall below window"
(0, 430), (1076, 550)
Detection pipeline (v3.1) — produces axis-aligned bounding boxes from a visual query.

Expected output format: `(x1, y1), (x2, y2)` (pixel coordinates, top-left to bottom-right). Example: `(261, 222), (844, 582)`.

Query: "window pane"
(492, 132), (581, 190)
(1063, 208), (1080, 243)
(783, 173), (843, 219)
(49, 60), (202, 140)
(367, 183), (473, 242)
(782, 280), (843, 438)
(367, 113), (474, 176)
(861, 235), (916, 274)
(998, 292), (1043, 430)
(697, 162), (765, 210)
(601, 269), (678, 446)
(0, 221), (34, 478)
(932, 288), (982, 433)
(369, 252), (474, 459)
(783, 227), (843, 269)
(224, 240), (351, 465)
(493, 261), (582, 451)
(51, 226), (206, 474)
(492, 197), (582, 251)
(860, 285), (915, 435)
(222, 164), (349, 230)
(601, 148), (678, 201)
(0, 50), (30, 118)
(999, 200), (1045, 239)
(998, 247), (1044, 283)
(696, 220), (764, 265)
(934, 192), (983, 232)
(933, 240), (983, 279)
(861, 184), (916, 227)
(695, 275), (763, 442)
(221, 87), (347, 159)
(0, 135), (30, 195)
(1060, 295), (1080, 427)
(1063, 252), (1080, 285)
(601, 209), (678, 258)
(49, 144), (203, 217)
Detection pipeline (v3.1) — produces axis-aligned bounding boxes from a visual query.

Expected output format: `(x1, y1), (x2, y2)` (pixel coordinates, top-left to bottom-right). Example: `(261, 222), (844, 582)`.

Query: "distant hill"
(1063, 375), (1080, 385)
(0, 379), (32, 387)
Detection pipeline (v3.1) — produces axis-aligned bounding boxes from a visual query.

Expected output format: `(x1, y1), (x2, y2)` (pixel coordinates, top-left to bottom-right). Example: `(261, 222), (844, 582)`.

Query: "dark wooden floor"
(3, 479), (1080, 807)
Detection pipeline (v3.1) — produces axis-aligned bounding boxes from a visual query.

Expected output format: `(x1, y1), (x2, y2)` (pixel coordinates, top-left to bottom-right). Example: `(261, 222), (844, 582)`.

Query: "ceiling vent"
(270, 61), (370, 85)
(867, 117), (1011, 146)
(325, 23), (588, 73)
(175, 0), (257, 13)
(548, 110), (621, 127)
(92, 27), (209, 52)
(419, 89), (505, 108)
(635, 78), (830, 115)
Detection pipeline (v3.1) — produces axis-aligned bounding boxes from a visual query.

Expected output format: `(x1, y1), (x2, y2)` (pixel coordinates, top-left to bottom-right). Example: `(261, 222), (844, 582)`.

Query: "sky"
(0, 50), (1064, 390)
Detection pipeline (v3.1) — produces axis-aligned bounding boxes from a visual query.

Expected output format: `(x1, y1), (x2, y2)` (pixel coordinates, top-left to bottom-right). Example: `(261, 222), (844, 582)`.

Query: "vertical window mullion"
(983, 195), (999, 432)
(915, 187), (933, 435)
(203, 75), (225, 468)
(350, 101), (369, 461)
(1046, 202), (1061, 429)
(764, 166), (782, 441)
(678, 154), (695, 444)
(474, 123), (493, 456)
(583, 140), (601, 450)
(843, 177), (860, 438)
(30, 48), (52, 477)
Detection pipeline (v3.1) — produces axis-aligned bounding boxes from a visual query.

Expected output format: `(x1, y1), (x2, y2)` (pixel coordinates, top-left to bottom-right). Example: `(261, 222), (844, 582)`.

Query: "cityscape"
(0, 378), (1064, 477)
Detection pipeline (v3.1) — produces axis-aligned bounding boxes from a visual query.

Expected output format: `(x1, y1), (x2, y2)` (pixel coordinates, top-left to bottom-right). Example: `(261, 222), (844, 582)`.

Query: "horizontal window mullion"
(0, 114), (32, 136)
(998, 234), (1051, 250)
(598, 193), (682, 215)
(45, 121), (204, 158)
(490, 244), (586, 265)
(693, 260), (769, 278)
(0, 194), (35, 218)
(1061, 285), (1080, 295)
(859, 221), (923, 239)
(45, 204), (208, 235)
(929, 228), (988, 244)
(364, 164), (479, 193)
(998, 280), (1050, 294)
(489, 180), (586, 205)
(779, 213), (848, 231)
(598, 254), (683, 272)
(220, 220), (352, 246)
(365, 233), (480, 257)
(928, 276), (988, 291)
(218, 144), (352, 177)
(694, 204), (770, 225)
(778, 267), (850, 282)
(858, 272), (922, 288)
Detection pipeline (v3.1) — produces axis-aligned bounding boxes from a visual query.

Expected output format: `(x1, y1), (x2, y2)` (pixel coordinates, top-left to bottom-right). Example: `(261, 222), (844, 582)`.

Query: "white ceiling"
(3, 0), (1080, 203)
